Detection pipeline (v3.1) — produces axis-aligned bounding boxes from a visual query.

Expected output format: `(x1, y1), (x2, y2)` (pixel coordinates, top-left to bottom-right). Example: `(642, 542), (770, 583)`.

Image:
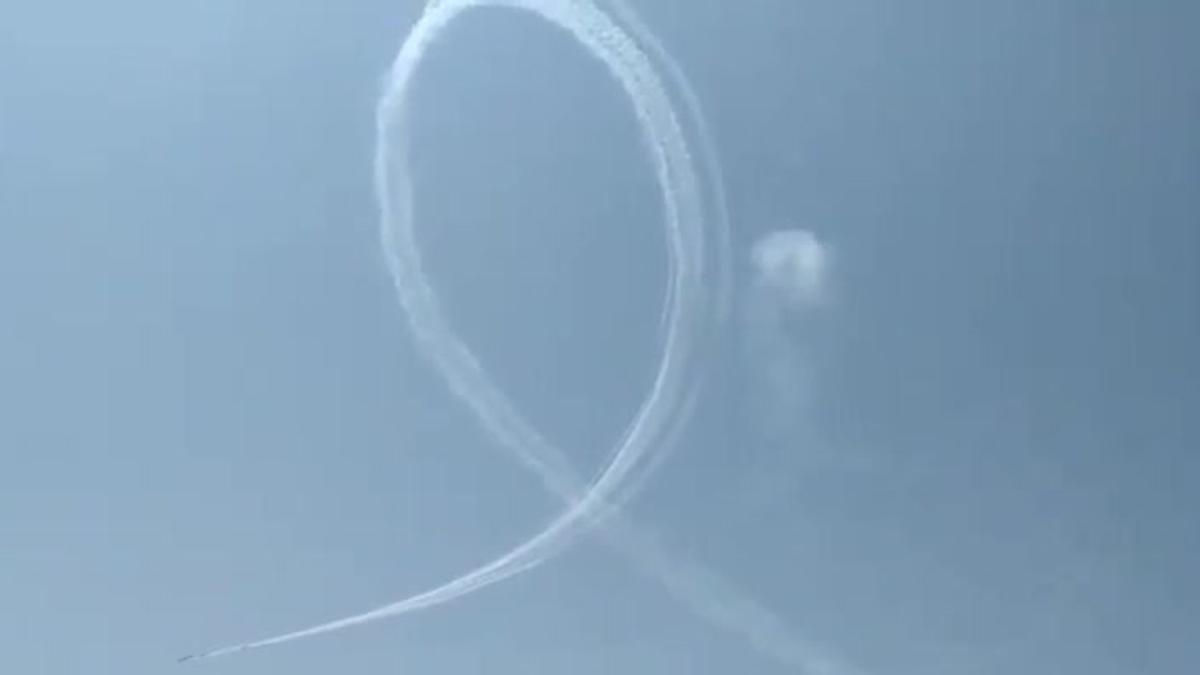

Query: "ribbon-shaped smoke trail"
(183, 2), (853, 672)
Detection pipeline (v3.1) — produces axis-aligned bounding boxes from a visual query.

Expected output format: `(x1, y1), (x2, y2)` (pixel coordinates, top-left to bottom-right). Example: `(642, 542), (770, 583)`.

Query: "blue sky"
(1, 1), (1197, 673)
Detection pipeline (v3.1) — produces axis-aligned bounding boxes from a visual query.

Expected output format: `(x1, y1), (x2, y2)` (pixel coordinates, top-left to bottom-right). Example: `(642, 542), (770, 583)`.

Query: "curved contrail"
(183, 1), (852, 672)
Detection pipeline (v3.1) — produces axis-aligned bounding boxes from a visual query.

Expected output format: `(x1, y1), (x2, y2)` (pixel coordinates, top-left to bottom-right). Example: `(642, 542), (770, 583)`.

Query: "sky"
(1, 1), (1198, 674)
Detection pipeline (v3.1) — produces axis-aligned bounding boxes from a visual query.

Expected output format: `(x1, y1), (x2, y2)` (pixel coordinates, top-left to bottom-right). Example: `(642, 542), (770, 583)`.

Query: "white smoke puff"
(750, 229), (830, 309)
(739, 228), (838, 506)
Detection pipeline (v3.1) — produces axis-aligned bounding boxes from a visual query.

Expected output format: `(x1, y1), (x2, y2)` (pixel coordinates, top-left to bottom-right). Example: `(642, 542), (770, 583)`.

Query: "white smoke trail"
(182, 2), (854, 672)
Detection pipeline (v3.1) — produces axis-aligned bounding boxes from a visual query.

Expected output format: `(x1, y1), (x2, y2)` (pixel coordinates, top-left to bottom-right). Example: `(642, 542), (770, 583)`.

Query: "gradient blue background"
(2, 1), (1197, 673)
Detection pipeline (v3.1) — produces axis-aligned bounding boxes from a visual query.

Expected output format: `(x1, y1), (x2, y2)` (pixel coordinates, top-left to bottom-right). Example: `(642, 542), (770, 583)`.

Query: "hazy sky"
(2, 1), (1197, 674)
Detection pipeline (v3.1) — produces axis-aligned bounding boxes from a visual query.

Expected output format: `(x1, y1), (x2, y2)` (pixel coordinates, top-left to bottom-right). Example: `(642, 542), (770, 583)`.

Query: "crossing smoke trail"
(182, 1), (854, 672)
